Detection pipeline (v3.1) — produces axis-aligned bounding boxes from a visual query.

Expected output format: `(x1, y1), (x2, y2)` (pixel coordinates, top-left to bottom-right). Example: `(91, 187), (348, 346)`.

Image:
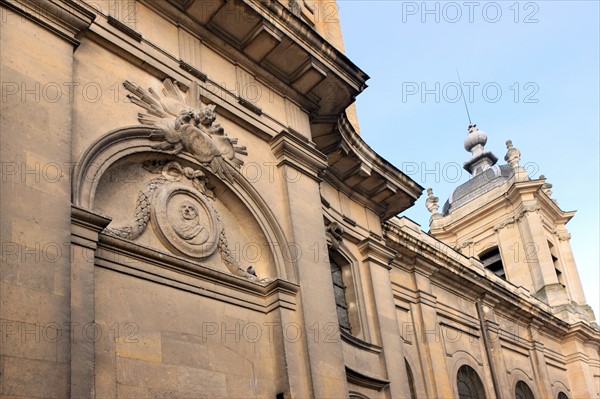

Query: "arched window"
(405, 359), (417, 399)
(557, 392), (568, 399)
(515, 381), (535, 399)
(330, 256), (351, 334)
(456, 365), (486, 399)
(479, 246), (506, 280)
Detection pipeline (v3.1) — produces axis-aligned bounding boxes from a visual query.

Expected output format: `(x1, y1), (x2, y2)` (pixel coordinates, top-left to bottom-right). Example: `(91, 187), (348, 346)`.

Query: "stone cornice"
(431, 177), (575, 237)
(358, 237), (396, 270)
(536, 188), (576, 225)
(139, 0), (368, 119)
(319, 112), (424, 220)
(97, 232), (299, 301)
(250, 0), (369, 88)
(71, 205), (112, 250)
(385, 218), (472, 274)
(2, 0), (96, 46)
(345, 366), (390, 391)
(71, 205), (112, 231)
(269, 129), (328, 181)
(384, 217), (588, 336)
(563, 322), (600, 345)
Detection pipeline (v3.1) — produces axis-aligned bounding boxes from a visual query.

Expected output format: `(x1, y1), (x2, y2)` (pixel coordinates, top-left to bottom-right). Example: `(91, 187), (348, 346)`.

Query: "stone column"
(70, 206), (111, 399)
(270, 130), (348, 398)
(358, 238), (411, 398)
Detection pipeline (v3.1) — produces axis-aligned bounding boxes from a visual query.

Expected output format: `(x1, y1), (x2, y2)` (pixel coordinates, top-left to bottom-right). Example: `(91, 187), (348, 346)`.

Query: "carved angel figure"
(123, 79), (247, 183)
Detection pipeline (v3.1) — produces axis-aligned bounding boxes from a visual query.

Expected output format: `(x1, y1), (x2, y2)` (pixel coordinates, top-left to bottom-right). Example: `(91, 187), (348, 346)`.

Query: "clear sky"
(337, 1), (600, 318)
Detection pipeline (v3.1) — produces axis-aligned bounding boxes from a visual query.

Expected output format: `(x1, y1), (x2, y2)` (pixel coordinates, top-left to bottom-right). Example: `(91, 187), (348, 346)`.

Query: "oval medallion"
(151, 182), (220, 259)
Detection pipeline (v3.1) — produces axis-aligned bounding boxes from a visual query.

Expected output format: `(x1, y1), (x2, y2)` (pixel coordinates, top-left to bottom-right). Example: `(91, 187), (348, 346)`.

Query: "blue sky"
(337, 1), (600, 318)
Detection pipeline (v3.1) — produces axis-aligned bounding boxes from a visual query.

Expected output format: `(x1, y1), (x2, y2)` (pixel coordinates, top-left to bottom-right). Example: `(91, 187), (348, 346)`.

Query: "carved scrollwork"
(453, 239), (473, 251)
(557, 231), (571, 241)
(494, 216), (516, 232)
(515, 204), (541, 222)
(326, 221), (345, 250)
(104, 160), (268, 282)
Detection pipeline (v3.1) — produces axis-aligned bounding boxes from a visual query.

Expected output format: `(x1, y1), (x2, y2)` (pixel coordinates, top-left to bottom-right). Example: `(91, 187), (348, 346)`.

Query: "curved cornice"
(319, 112), (424, 219)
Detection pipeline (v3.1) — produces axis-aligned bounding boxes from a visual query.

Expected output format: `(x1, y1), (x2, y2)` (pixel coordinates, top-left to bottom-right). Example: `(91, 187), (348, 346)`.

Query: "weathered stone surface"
(161, 331), (211, 369)
(176, 366), (227, 396)
(1, 356), (69, 398)
(116, 357), (178, 391)
(1, 1), (598, 398)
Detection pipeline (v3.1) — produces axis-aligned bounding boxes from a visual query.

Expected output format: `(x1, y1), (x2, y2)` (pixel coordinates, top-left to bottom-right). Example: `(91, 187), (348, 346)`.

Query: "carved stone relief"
(326, 221), (345, 250)
(97, 79), (275, 282)
(151, 181), (219, 258)
(103, 160), (267, 282)
(123, 79), (247, 183)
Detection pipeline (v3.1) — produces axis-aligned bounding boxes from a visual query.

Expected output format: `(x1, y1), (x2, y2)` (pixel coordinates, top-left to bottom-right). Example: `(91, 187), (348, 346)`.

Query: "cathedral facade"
(1, 1), (598, 398)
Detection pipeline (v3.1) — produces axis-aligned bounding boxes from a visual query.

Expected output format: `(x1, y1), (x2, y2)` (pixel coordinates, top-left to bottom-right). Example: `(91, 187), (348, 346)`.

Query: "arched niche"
(72, 126), (296, 282)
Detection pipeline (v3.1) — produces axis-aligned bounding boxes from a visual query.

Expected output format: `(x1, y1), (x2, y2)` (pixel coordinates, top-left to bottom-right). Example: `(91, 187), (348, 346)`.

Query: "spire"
(463, 124), (498, 176)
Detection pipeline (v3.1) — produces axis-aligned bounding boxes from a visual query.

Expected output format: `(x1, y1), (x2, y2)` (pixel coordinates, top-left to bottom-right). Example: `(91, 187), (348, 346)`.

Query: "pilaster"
(562, 327), (598, 399)
(515, 202), (568, 307)
(528, 321), (553, 399)
(358, 238), (411, 398)
(478, 296), (511, 398)
(270, 130), (349, 398)
(410, 260), (453, 399)
(70, 206), (111, 399)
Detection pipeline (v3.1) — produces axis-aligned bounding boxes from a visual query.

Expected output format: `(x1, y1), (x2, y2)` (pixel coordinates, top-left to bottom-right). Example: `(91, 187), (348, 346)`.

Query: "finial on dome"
(425, 188), (440, 217)
(504, 140), (521, 170)
(464, 124), (487, 152)
(463, 123), (498, 176)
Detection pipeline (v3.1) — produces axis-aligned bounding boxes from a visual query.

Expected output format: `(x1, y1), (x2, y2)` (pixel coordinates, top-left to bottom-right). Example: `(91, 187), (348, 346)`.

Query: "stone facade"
(1, 1), (598, 398)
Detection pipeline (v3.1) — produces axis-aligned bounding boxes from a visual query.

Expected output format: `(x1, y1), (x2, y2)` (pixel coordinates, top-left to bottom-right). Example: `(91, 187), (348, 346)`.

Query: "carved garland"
(105, 161), (266, 282)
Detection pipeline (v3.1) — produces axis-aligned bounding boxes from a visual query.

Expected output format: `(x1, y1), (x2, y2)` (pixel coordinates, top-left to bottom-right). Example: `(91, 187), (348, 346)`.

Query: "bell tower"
(426, 125), (594, 324)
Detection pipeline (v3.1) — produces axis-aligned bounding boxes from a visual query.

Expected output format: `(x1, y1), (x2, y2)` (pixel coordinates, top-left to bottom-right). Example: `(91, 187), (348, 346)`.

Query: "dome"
(442, 164), (512, 215)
